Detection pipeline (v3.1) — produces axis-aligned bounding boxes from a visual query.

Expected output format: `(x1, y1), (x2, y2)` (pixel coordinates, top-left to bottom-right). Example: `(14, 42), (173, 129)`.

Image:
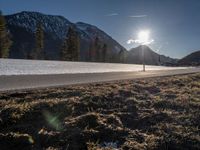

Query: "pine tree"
(34, 22), (44, 59)
(61, 26), (80, 61)
(73, 36), (80, 61)
(158, 55), (161, 65)
(119, 49), (125, 63)
(0, 10), (12, 58)
(94, 37), (101, 62)
(68, 26), (80, 61)
(102, 43), (107, 62)
(60, 39), (70, 60)
(88, 41), (94, 61)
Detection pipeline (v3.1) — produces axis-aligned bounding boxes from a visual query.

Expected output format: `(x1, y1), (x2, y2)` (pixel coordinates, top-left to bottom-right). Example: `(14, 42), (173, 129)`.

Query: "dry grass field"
(0, 73), (200, 150)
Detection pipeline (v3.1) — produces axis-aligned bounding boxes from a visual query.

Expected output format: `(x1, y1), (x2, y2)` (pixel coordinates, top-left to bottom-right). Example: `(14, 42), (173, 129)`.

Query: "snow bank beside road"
(0, 59), (188, 76)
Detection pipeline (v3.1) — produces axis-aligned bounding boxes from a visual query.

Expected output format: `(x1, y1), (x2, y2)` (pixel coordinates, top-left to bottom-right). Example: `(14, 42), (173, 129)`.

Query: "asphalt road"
(0, 67), (200, 92)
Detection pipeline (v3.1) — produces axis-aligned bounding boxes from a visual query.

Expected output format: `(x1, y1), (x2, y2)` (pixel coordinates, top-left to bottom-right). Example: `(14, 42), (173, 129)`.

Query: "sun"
(138, 30), (150, 45)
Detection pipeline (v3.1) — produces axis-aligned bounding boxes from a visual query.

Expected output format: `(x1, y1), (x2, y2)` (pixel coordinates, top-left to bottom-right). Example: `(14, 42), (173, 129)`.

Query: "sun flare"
(138, 30), (150, 45)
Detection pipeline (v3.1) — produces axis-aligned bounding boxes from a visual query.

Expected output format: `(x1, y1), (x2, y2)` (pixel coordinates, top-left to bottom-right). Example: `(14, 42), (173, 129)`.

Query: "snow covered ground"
(0, 59), (189, 76)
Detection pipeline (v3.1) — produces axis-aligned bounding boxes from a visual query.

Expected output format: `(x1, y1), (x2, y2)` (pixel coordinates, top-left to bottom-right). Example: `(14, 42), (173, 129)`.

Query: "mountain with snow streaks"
(6, 11), (71, 39)
(6, 11), (125, 61)
(5, 11), (177, 65)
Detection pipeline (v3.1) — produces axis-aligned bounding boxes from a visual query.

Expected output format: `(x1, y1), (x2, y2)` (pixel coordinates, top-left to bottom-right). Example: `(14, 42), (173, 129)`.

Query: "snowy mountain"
(5, 11), (177, 65)
(5, 11), (126, 61)
(6, 11), (72, 39)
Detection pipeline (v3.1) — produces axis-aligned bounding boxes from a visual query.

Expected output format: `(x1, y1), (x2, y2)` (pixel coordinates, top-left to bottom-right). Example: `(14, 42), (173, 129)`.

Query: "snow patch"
(0, 59), (188, 76)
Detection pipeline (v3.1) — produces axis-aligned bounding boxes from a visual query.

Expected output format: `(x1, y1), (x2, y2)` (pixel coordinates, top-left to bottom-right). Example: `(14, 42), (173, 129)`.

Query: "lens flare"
(43, 110), (63, 131)
(138, 30), (150, 45)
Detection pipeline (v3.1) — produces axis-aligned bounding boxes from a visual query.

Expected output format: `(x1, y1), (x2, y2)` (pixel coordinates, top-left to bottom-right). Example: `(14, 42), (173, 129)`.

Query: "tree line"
(0, 10), (125, 63)
(0, 11), (12, 58)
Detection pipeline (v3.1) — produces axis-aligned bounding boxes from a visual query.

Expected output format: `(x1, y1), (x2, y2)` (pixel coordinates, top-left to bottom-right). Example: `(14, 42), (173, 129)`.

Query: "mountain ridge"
(4, 11), (178, 65)
(5, 11), (126, 61)
(178, 50), (200, 66)
(127, 45), (178, 65)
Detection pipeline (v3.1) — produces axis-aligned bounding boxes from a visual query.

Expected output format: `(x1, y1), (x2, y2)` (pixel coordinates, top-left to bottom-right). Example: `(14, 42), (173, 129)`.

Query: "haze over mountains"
(4, 11), (199, 66)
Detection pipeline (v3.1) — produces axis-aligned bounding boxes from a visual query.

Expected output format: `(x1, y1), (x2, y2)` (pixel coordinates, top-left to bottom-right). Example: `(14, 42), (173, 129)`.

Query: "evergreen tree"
(102, 43), (107, 62)
(88, 36), (102, 62)
(88, 41), (94, 61)
(158, 55), (161, 65)
(0, 10), (12, 58)
(60, 39), (70, 60)
(34, 22), (44, 59)
(61, 26), (80, 61)
(68, 26), (80, 61)
(94, 37), (101, 62)
(119, 49), (125, 63)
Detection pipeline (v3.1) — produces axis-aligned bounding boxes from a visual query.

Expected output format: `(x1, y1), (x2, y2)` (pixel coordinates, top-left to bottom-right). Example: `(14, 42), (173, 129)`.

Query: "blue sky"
(1, 0), (200, 58)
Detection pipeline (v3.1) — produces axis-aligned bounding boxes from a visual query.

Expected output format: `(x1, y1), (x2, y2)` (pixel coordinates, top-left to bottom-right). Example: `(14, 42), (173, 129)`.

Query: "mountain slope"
(5, 11), (178, 65)
(178, 50), (200, 66)
(5, 11), (126, 61)
(6, 11), (72, 39)
(127, 45), (177, 65)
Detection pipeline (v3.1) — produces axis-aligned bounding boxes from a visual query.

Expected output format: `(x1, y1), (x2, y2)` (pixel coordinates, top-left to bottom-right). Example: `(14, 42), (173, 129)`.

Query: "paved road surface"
(0, 68), (199, 92)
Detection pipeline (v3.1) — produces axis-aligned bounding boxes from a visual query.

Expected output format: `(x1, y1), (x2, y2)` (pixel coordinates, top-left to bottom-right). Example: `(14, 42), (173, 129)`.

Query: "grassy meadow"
(0, 73), (200, 149)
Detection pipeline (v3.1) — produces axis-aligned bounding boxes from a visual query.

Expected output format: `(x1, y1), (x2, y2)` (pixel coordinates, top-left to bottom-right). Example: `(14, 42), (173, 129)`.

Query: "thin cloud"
(127, 39), (136, 44)
(105, 13), (119, 17)
(127, 39), (154, 45)
(129, 15), (147, 18)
